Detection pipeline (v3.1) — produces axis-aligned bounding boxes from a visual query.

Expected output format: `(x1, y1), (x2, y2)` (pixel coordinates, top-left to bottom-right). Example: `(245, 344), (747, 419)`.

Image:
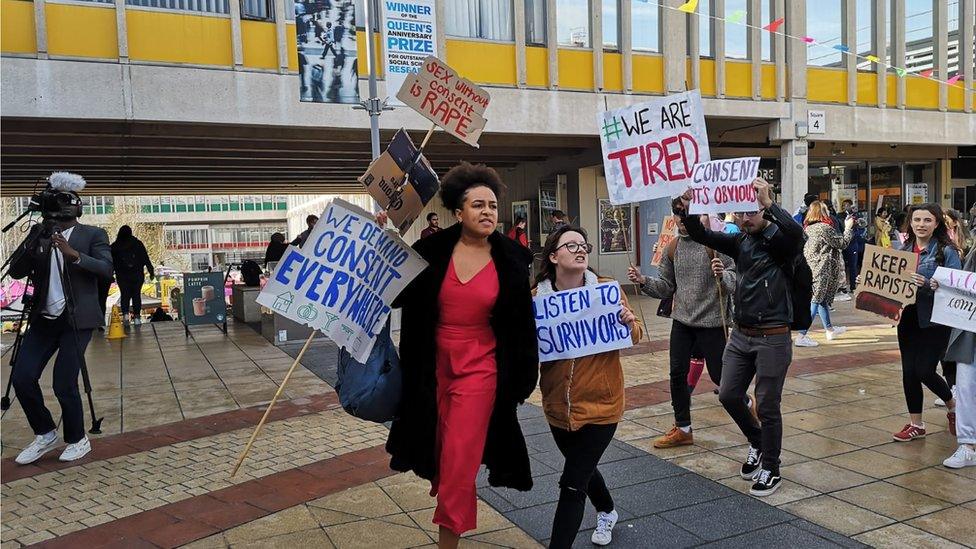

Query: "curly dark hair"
(439, 162), (505, 211)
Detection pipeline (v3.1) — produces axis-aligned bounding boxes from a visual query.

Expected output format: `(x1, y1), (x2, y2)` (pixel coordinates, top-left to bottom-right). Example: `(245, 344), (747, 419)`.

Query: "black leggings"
(898, 306), (952, 414)
(942, 361), (957, 388)
(548, 423), (616, 549)
(118, 278), (144, 317)
(669, 320), (726, 427)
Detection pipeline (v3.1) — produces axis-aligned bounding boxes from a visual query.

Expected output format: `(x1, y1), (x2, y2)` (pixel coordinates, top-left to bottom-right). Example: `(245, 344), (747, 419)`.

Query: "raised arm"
(682, 212), (743, 260)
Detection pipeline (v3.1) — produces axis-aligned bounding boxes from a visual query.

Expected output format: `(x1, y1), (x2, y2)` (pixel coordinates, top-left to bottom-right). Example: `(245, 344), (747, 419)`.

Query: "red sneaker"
(948, 412), (957, 437)
(893, 424), (926, 442)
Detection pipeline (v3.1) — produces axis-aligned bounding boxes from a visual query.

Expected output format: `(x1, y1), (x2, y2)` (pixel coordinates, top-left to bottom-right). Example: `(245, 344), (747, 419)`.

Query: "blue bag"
(335, 321), (402, 423)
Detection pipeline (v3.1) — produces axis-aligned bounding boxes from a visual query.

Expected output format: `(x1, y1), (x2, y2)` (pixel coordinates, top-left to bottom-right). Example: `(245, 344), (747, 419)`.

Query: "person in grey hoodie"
(628, 197), (736, 448)
(937, 246), (976, 469)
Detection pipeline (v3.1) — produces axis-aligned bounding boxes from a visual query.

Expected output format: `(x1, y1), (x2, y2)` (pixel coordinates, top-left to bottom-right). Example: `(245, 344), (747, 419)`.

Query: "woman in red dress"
(387, 163), (539, 549)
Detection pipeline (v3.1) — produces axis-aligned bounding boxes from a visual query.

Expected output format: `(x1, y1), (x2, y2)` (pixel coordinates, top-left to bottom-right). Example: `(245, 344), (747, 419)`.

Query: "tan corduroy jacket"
(535, 274), (643, 431)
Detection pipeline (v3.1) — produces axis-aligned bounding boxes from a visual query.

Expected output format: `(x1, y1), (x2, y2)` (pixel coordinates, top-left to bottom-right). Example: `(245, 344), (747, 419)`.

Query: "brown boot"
(653, 426), (694, 448)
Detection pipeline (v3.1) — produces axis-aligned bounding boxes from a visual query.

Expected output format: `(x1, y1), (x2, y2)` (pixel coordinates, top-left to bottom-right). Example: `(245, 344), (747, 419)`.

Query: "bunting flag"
(833, 45), (850, 52)
(865, 55), (880, 63)
(920, 69), (934, 78)
(677, 0), (699, 14)
(763, 18), (785, 33)
(727, 10), (745, 24)
(947, 75), (962, 85)
(895, 67), (907, 77)
(802, 36), (816, 43)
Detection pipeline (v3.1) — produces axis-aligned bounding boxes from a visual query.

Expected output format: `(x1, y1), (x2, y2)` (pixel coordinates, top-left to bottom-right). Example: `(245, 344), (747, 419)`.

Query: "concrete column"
(115, 0), (128, 62)
(785, 0), (806, 99)
(34, 0), (48, 60)
(773, 0), (786, 101)
(748, 0), (761, 99)
(514, 0), (527, 87)
(621, 0), (633, 92)
(873, 0), (886, 107)
(547, 0), (558, 89)
(592, 0), (604, 91)
(842, 0), (856, 105)
(688, 2), (700, 90)
(229, 0), (245, 69)
(779, 129), (809, 211)
(662, 0), (688, 93)
(891, 0), (906, 108)
(934, 0), (949, 111)
(275, 0), (289, 73)
(964, 0), (975, 112)
(714, 0), (726, 97)
(435, 0), (447, 60)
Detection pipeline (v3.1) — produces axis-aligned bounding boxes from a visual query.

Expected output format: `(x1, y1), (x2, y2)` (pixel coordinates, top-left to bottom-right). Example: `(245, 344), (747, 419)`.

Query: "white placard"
(533, 281), (634, 361)
(808, 110), (826, 134)
(257, 199), (427, 362)
(597, 90), (710, 205)
(932, 267), (976, 333)
(687, 157), (761, 214)
(382, 0), (437, 107)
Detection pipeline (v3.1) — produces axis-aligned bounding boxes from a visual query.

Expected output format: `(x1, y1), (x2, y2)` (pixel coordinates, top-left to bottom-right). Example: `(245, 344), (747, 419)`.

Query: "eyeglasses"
(556, 242), (593, 254)
(739, 210), (765, 217)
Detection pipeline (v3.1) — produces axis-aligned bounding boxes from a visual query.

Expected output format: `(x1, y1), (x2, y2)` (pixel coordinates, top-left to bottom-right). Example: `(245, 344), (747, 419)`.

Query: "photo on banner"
(382, 0), (437, 107)
(687, 157), (760, 215)
(181, 272), (227, 326)
(931, 267), (976, 333)
(598, 90), (710, 205)
(295, 0), (359, 104)
(854, 244), (918, 323)
(533, 281), (634, 362)
(598, 199), (633, 255)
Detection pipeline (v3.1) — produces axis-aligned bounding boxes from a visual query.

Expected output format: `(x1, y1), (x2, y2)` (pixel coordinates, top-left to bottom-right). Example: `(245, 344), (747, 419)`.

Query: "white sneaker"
(59, 437), (92, 462)
(591, 509), (618, 546)
(825, 326), (847, 341)
(835, 293), (852, 302)
(794, 335), (819, 347)
(943, 445), (976, 469)
(15, 431), (60, 465)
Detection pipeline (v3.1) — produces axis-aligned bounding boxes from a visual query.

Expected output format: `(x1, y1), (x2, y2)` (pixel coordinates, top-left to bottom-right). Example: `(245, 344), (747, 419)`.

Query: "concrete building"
(2, 0), (974, 280)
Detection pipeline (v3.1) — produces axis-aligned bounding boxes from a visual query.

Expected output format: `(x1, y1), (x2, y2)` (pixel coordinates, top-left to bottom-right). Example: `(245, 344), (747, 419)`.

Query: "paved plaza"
(1, 297), (974, 548)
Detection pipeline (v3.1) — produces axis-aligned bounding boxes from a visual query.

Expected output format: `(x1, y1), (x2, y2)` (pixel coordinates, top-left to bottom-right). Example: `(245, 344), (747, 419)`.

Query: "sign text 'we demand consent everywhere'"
(598, 90), (710, 205)
(534, 281), (634, 361)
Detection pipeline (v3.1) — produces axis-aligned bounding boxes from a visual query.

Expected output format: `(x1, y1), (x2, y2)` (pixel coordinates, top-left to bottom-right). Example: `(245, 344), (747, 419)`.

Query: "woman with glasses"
(536, 225), (642, 548)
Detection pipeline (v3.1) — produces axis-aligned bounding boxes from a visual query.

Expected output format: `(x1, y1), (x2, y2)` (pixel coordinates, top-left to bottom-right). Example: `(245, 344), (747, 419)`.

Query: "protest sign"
(687, 157), (760, 214)
(257, 199), (427, 362)
(534, 281), (634, 361)
(854, 244), (918, 322)
(359, 128), (439, 234)
(397, 55), (490, 147)
(931, 267), (976, 333)
(651, 216), (678, 266)
(382, 0), (437, 107)
(597, 90), (710, 205)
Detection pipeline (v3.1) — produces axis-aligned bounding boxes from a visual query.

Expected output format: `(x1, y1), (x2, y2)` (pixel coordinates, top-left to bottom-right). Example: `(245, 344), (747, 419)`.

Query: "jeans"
(11, 314), (92, 444)
(801, 302), (832, 335)
(669, 321), (726, 427)
(548, 423), (616, 549)
(957, 363), (975, 445)
(898, 305), (952, 414)
(118, 278), (143, 318)
(719, 329), (792, 473)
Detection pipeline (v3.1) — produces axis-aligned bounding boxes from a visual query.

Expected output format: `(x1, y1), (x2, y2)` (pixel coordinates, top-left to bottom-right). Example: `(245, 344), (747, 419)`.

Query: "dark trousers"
(548, 423), (616, 549)
(670, 320), (726, 427)
(118, 278), (143, 318)
(11, 314), (92, 443)
(843, 246), (862, 290)
(719, 329), (792, 473)
(898, 305), (952, 414)
(942, 361), (957, 388)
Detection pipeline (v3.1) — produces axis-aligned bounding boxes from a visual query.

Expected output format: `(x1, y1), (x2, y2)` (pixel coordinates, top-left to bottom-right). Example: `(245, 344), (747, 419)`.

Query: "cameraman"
(8, 172), (113, 465)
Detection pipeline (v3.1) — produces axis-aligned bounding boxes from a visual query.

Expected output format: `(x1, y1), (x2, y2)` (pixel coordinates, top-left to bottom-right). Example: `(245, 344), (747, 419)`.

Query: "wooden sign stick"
(614, 208), (650, 341)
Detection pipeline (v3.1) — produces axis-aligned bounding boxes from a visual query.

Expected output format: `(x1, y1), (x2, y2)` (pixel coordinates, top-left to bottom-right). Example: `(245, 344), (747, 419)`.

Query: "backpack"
(240, 260), (262, 287)
(335, 321), (402, 423)
(781, 251), (814, 331)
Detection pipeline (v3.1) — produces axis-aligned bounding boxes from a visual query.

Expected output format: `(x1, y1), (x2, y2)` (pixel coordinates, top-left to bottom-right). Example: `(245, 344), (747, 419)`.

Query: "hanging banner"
(854, 244), (918, 323)
(396, 55), (490, 147)
(931, 267), (976, 333)
(295, 0), (359, 104)
(359, 129), (440, 234)
(257, 199), (427, 362)
(382, 0), (437, 107)
(687, 157), (760, 214)
(598, 90), (710, 205)
(533, 281), (634, 361)
(598, 199), (632, 255)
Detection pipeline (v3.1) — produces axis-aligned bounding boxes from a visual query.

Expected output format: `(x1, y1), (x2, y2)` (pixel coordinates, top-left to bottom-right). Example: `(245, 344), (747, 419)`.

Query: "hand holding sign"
(854, 245), (918, 323)
(688, 157), (760, 215)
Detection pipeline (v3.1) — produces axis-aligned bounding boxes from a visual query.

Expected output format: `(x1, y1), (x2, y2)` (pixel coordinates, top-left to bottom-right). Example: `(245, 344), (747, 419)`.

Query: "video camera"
(25, 172), (86, 221)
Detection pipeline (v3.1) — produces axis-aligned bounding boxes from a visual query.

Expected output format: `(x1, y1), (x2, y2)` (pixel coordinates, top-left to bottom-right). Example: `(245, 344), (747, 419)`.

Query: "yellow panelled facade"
(906, 77), (940, 109)
(602, 52), (623, 91)
(556, 49), (594, 90)
(808, 68), (847, 103)
(632, 55), (664, 94)
(2, 0), (37, 54)
(725, 61), (751, 98)
(127, 10), (233, 65)
(241, 20), (277, 69)
(46, 3), (117, 59)
(525, 46), (548, 87)
(698, 59), (717, 96)
(445, 40), (515, 85)
(286, 24), (298, 71)
(856, 72), (878, 106)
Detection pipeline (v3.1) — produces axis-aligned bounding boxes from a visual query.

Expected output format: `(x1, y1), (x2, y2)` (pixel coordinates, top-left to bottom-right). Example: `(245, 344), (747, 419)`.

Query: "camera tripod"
(0, 222), (104, 434)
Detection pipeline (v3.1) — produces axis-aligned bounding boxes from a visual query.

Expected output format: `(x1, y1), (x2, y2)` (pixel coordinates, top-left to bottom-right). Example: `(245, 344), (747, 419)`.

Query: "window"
(602, 0), (618, 49)
(524, 0), (546, 44)
(126, 0), (230, 15)
(905, 0), (934, 73)
(632, 0), (658, 52)
(725, 0), (747, 59)
(806, 0), (842, 66)
(241, 0), (273, 21)
(856, 0), (874, 68)
(761, 0), (772, 61)
(557, 0), (590, 47)
(687, 0), (712, 57)
(445, 0), (514, 41)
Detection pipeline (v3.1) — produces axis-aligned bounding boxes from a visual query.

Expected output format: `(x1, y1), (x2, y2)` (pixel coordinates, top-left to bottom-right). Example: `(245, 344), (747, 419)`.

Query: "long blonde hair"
(804, 201), (830, 226)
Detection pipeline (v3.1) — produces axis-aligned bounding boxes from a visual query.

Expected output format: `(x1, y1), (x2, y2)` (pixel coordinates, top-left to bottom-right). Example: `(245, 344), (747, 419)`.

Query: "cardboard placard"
(533, 281), (634, 361)
(598, 90), (710, 205)
(359, 129), (439, 234)
(931, 267), (976, 333)
(396, 55), (490, 147)
(688, 157), (761, 214)
(854, 245), (918, 323)
(257, 199), (427, 362)
(651, 216), (678, 266)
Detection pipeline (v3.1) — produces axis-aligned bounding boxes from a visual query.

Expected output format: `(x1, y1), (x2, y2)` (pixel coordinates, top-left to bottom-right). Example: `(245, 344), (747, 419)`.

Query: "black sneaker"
(749, 469), (782, 497)
(740, 446), (762, 479)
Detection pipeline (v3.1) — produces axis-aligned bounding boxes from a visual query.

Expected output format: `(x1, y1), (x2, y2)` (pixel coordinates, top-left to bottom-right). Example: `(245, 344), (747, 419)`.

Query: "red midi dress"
(431, 257), (499, 535)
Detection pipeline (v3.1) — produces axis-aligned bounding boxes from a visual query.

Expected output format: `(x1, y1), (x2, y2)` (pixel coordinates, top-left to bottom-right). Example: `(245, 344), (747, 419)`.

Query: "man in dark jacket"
(679, 178), (804, 498)
(8, 172), (113, 465)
